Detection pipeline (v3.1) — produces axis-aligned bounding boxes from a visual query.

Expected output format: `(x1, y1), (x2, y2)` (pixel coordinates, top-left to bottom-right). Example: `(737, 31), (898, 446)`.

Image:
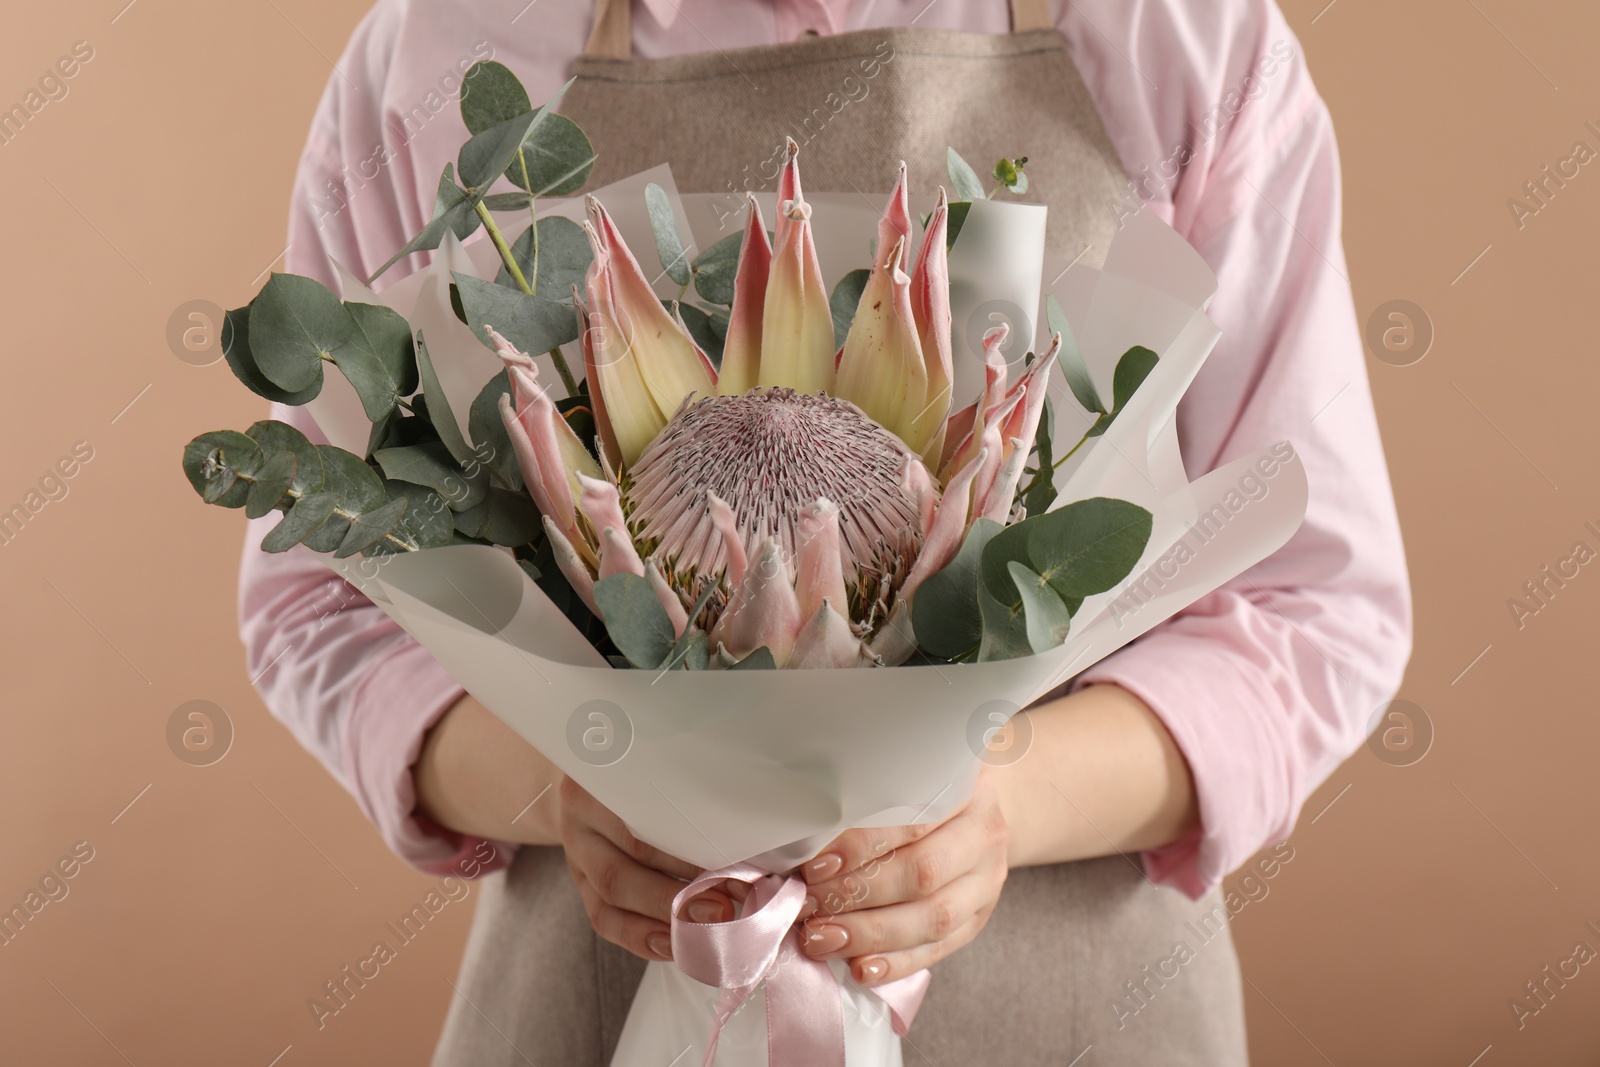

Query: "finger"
(572, 872), (674, 961)
(560, 778), (702, 881)
(801, 869), (998, 961)
(848, 909), (991, 987)
(806, 810), (987, 915)
(564, 826), (689, 924)
(800, 822), (936, 888)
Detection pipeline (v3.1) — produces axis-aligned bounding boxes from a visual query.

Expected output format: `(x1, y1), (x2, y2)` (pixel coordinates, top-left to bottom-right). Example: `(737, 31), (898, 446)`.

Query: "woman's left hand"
(799, 765), (1009, 986)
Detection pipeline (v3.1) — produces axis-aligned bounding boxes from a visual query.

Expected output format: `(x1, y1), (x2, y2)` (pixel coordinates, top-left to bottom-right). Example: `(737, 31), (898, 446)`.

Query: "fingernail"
(687, 899), (723, 924)
(801, 895), (819, 917)
(804, 922), (849, 955)
(646, 932), (673, 959)
(859, 957), (888, 983)
(804, 853), (844, 882)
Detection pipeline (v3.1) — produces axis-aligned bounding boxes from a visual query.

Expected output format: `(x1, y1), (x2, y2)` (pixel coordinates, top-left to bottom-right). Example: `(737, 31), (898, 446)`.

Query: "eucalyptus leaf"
(460, 60), (532, 136)
(413, 332), (474, 465)
(495, 216), (593, 297)
(1022, 398), (1057, 515)
(371, 480), (455, 553)
(504, 113), (594, 197)
(644, 182), (691, 286)
(730, 647), (777, 670)
(468, 369), (524, 492)
(374, 440), (488, 511)
(246, 420), (325, 495)
(1112, 346), (1160, 412)
(245, 451), (298, 519)
(1008, 561), (1072, 653)
(333, 301), (418, 419)
(1046, 294), (1103, 414)
(456, 77), (576, 192)
(223, 306), (321, 405)
(482, 191), (534, 212)
(453, 272), (581, 368)
(452, 488), (541, 546)
(690, 229), (744, 306)
(946, 148), (986, 202)
(261, 492), (340, 553)
(976, 584), (1033, 662)
(979, 518), (1035, 604)
(367, 164), (481, 285)
(182, 430), (263, 509)
(676, 302), (723, 367)
(334, 497), (410, 558)
(829, 268), (870, 349)
(1026, 497), (1153, 600)
(303, 445), (385, 552)
(594, 572), (676, 669)
(248, 273), (352, 393)
(911, 517), (1001, 659)
(945, 200), (971, 249)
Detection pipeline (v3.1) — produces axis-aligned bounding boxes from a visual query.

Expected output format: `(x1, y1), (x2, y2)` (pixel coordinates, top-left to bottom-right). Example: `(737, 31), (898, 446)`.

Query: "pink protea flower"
(497, 142), (1059, 668)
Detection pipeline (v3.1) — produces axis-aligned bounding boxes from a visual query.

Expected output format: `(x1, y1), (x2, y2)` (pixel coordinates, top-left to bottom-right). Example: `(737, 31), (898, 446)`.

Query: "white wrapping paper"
(309, 173), (1306, 1066)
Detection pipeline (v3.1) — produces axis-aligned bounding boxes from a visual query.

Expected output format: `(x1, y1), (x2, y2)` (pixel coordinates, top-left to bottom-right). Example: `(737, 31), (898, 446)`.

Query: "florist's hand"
(559, 777), (736, 962)
(800, 766), (1009, 986)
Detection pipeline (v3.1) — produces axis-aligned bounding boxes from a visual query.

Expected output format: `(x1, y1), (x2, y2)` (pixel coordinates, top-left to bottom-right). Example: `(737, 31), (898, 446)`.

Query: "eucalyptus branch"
(475, 200), (533, 293)
(474, 198), (580, 399)
(232, 470), (419, 553)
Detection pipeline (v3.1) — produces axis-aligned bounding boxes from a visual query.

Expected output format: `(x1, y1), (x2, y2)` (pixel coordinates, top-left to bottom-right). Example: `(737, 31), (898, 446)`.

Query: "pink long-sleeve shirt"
(240, 0), (1411, 897)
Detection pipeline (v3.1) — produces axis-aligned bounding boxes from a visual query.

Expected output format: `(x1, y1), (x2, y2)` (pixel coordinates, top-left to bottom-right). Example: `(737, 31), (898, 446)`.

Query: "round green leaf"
(245, 451), (298, 519)
(261, 492), (340, 553)
(690, 230), (745, 306)
(223, 306), (321, 405)
(247, 419), (325, 495)
(911, 517), (1000, 659)
(377, 480), (455, 552)
(248, 274), (353, 393)
(334, 497), (410, 558)
(1025, 497), (1153, 600)
(505, 113), (595, 197)
(183, 431), (263, 509)
(594, 572), (676, 669)
(460, 60), (532, 136)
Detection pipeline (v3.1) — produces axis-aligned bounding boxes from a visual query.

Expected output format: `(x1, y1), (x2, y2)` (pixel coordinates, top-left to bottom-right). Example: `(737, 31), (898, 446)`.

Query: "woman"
(239, 0), (1410, 1062)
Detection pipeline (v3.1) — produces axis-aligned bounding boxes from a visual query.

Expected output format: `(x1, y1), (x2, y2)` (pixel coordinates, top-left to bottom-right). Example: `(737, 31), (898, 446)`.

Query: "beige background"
(2, 0), (1597, 1063)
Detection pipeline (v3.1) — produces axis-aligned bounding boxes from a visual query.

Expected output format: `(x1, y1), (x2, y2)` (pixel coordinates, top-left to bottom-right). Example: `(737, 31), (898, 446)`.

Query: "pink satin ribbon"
(670, 863), (930, 1067)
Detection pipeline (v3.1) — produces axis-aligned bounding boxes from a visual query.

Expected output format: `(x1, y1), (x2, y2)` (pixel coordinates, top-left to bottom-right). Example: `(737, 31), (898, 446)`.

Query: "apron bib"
(434, 2), (1249, 1063)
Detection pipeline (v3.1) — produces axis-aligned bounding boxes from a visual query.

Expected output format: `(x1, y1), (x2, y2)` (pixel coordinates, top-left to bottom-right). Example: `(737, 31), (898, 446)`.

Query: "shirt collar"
(640, 0), (685, 30)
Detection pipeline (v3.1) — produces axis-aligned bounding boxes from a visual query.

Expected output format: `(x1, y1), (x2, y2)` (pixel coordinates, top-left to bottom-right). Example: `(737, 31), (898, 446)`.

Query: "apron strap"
(582, 0), (1057, 59)
(1008, 0), (1056, 32)
(583, 0), (632, 58)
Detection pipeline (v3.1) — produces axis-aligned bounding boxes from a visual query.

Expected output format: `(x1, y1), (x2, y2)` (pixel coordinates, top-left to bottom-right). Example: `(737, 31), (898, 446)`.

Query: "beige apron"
(433, 2), (1249, 1063)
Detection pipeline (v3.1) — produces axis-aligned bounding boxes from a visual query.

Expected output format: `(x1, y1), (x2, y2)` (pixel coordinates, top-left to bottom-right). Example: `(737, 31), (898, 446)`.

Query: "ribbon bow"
(670, 863), (930, 1067)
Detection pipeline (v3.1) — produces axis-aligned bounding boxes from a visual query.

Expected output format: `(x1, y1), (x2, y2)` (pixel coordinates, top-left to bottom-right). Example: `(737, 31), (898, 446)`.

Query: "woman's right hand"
(558, 776), (737, 961)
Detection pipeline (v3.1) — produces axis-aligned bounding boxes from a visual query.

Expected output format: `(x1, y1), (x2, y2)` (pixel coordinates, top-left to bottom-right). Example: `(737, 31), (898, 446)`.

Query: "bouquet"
(183, 62), (1308, 1066)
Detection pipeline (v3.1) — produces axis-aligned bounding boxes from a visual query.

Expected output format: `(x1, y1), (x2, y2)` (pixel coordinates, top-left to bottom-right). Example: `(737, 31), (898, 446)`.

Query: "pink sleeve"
(236, 5), (509, 877)
(1066, 2), (1412, 897)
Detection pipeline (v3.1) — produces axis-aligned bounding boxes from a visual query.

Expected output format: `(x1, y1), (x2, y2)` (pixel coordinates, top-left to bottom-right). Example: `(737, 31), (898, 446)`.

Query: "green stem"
(549, 346), (579, 397)
(475, 197), (580, 399)
(475, 200), (532, 293)
(1014, 423), (1097, 506)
